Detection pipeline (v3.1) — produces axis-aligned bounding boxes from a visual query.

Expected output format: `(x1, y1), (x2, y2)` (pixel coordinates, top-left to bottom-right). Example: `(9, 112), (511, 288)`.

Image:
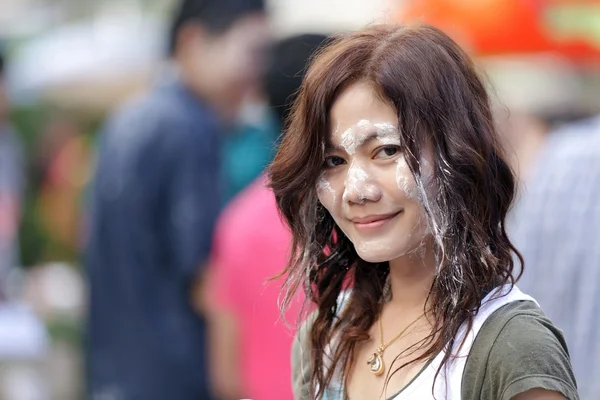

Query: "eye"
(374, 145), (400, 159)
(324, 156), (346, 168)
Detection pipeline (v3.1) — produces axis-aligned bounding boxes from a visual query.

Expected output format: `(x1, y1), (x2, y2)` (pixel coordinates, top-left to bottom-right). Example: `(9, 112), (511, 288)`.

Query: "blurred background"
(0, 0), (598, 399)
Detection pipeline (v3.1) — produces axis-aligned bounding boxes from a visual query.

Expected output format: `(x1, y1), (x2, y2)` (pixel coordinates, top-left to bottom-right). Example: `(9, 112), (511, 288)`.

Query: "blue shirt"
(85, 75), (221, 400)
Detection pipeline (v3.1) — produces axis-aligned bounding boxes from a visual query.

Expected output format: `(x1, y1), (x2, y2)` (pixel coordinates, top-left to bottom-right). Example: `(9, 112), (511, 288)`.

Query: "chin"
(355, 247), (394, 264)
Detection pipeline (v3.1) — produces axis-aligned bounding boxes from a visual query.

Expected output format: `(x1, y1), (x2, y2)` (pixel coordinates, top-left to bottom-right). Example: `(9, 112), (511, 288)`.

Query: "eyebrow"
(325, 130), (387, 152)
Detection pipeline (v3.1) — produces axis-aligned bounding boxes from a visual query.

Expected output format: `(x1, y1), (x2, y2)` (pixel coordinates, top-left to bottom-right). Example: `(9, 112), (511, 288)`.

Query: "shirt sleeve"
(165, 119), (221, 280)
(480, 304), (579, 400)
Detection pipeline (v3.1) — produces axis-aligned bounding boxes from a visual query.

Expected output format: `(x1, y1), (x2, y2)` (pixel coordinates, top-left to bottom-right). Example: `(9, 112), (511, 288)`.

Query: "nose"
(343, 161), (382, 204)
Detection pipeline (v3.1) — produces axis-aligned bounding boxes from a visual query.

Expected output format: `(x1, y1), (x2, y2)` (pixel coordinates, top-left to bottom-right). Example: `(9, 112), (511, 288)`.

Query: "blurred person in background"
(84, 0), (269, 398)
(0, 47), (25, 301)
(221, 90), (279, 204)
(34, 116), (92, 261)
(503, 85), (600, 398)
(205, 33), (328, 400)
(485, 56), (600, 398)
(485, 56), (585, 181)
(0, 45), (49, 400)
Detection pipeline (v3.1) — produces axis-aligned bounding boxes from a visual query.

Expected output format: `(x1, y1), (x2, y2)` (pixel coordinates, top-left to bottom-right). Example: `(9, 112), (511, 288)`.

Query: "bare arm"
(198, 265), (243, 400)
(512, 388), (568, 400)
(207, 307), (243, 400)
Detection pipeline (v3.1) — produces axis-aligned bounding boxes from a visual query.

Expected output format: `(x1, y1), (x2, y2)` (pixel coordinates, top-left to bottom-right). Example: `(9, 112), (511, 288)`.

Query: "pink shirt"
(210, 176), (301, 400)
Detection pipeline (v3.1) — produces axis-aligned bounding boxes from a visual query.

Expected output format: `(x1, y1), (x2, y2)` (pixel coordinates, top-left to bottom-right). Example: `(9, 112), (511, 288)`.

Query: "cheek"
(317, 190), (333, 212)
(317, 175), (341, 214)
(395, 157), (419, 199)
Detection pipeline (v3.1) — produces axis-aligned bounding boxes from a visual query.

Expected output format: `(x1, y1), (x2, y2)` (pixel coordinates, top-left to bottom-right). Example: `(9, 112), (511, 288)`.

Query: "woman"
(269, 25), (578, 400)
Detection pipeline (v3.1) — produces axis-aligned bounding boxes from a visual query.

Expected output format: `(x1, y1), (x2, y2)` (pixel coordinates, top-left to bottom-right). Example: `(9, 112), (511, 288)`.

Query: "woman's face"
(317, 81), (432, 263)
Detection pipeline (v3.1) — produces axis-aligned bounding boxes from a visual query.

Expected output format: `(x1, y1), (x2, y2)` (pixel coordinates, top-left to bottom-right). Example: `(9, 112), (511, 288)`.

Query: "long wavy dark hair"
(268, 24), (522, 398)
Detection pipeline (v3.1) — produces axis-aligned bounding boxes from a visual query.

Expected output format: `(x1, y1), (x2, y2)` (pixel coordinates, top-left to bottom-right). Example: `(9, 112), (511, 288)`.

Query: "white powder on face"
(408, 210), (433, 255)
(355, 239), (392, 255)
(414, 157), (437, 236)
(355, 119), (371, 130)
(373, 122), (401, 147)
(372, 122), (397, 136)
(352, 215), (430, 262)
(395, 156), (418, 199)
(340, 125), (358, 155)
(316, 173), (336, 202)
(414, 167), (446, 267)
(339, 120), (400, 155)
(343, 162), (370, 203)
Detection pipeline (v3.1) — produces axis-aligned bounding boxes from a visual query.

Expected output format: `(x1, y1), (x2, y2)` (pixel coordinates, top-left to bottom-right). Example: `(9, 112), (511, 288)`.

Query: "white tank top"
(321, 284), (538, 400)
(392, 284), (537, 400)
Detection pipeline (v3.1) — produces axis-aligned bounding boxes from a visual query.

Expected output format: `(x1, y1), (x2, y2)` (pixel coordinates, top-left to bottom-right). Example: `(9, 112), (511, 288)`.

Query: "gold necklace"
(367, 311), (426, 376)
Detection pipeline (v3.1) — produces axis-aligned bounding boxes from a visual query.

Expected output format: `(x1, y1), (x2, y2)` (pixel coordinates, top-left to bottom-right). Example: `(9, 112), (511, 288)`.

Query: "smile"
(351, 211), (402, 232)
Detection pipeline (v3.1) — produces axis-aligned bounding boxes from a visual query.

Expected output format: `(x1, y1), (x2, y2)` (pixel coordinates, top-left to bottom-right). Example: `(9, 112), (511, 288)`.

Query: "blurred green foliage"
(12, 105), (51, 268)
(11, 104), (101, 268)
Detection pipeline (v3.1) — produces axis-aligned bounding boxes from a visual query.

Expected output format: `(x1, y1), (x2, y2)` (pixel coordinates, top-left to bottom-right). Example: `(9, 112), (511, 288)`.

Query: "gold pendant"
(367, 352), (385, 376)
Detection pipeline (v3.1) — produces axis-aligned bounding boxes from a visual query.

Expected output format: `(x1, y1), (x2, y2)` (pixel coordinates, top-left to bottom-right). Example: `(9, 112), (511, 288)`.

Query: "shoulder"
(214, 177), (286, 250)
(291, 291), (351, 355)
(218, 177), (274, 227)
(291, 291), (351, 399)
(106, 87), (218, 144)
(463, 300), (579, 400)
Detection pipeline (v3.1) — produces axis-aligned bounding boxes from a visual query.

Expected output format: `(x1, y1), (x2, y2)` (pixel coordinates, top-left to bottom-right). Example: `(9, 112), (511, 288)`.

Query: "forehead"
(328, 81), (397, 142)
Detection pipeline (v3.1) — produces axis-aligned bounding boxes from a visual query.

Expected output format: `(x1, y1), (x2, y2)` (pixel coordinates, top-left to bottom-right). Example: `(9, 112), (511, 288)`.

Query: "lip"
(351, 211), (401, 231)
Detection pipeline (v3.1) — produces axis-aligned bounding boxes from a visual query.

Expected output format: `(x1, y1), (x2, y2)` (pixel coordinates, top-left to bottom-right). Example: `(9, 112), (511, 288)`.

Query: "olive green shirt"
(292, 301), (579, 399)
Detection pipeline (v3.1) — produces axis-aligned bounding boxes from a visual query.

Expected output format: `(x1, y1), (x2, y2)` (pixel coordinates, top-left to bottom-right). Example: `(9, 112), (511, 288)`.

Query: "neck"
(173, 60), (231, 123)
(386, 239), (436, 311)
(174, 59), (207, 99)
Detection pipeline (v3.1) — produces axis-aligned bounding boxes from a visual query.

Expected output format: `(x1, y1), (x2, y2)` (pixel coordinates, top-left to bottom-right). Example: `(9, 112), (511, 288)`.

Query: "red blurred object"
(396, 0), (600, 61)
